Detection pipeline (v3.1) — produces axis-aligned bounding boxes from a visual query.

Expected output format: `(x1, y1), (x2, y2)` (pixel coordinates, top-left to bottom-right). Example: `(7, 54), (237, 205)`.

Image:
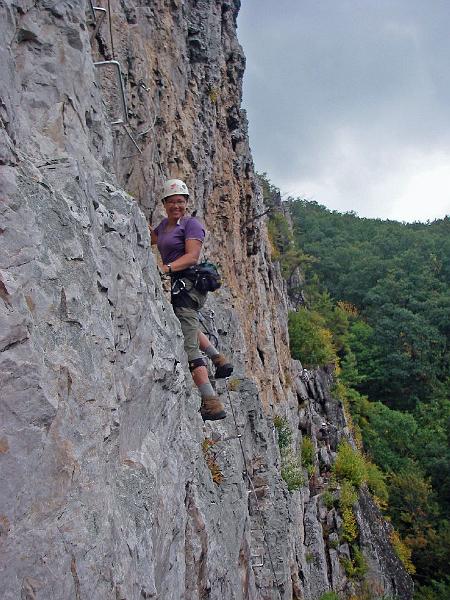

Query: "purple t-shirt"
(154, 216), (205, 264)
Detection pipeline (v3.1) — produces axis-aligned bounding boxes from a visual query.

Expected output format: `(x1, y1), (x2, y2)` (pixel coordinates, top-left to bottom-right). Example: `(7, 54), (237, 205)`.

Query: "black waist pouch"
(176, 262), (222, 294)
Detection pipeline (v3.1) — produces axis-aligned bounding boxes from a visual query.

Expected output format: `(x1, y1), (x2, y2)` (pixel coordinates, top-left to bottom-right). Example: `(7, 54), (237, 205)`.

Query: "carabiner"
(171, 278), (186, 296)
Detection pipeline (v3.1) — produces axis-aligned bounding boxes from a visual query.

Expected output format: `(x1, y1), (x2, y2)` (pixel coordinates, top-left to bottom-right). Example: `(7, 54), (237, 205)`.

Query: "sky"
(237, 0), (450, 222)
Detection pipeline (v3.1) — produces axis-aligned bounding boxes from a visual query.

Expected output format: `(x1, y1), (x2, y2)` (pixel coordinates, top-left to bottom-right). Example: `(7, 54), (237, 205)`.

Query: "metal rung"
(138, 128), (151, 137)
(216, 434), (242, 443)
(93, 6), (106, 13)
(121, 153), (142, 159)
(88, 2), (107, 40)
(251, 555), (264, 568)
(94, 60), (128, 125)
(93, 61), (142, 155)
(89, 1), (107, 21)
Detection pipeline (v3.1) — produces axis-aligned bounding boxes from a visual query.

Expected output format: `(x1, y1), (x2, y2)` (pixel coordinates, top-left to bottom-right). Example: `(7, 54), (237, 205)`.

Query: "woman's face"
(163, 194), (188, 221)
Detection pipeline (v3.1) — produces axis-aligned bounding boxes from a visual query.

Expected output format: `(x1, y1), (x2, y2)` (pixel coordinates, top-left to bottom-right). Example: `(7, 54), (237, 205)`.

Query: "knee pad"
(189, 358), (207, 372)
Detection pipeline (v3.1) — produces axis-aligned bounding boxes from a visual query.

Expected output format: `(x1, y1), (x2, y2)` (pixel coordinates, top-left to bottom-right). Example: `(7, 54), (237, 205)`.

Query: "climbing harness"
(219, 382), (284, 598)
(169, 262), (222, 308)
(171, 276), (189, 297)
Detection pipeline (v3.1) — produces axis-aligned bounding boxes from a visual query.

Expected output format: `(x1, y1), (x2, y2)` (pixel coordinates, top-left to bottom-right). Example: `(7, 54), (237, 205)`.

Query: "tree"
(288, 309), (337, 368)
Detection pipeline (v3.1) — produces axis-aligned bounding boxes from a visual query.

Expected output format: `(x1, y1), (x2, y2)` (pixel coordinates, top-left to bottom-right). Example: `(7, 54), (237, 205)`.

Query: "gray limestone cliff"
(0, 2), (412, 599)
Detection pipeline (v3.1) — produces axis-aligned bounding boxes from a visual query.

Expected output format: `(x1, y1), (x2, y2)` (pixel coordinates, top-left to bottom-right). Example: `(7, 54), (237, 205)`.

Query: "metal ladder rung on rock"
(89, 3), (142, 155)
(93, 60), (142, 154)
(88, 2), (106, 40)
(251, 554), (264, 568)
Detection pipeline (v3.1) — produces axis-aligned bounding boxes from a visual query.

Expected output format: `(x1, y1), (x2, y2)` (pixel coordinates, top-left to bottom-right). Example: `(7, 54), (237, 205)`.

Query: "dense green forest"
(261, 175), (450, 599)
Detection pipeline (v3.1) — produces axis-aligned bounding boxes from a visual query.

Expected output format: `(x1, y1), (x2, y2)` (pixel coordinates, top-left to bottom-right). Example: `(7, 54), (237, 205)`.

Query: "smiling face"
(163, 194), (188, 222)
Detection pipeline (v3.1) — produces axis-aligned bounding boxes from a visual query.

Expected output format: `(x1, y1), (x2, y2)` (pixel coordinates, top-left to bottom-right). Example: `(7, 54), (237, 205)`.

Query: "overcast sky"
(237, 0), (450, 222)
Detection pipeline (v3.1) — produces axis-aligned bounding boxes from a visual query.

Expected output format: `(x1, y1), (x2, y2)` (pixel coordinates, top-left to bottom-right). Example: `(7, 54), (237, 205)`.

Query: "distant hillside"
(291, 199), (450, 410)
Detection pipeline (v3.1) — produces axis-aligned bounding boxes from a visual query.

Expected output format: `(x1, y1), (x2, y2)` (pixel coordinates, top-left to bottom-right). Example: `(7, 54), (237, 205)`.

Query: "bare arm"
(161, 239), (202, 273)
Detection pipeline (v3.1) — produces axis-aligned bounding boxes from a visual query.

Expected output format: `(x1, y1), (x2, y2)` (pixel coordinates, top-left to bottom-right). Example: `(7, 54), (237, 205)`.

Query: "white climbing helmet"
(160, 179), (190, 202)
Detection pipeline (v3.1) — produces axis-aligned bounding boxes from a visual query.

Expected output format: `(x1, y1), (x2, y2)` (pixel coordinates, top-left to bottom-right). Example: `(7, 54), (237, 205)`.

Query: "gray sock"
(198, 381), (215, 398)
(204, 345), (220, 359)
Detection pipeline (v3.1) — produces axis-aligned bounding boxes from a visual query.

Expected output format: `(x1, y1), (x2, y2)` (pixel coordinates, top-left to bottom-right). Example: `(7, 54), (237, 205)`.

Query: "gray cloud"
(238, 0), (450, 221)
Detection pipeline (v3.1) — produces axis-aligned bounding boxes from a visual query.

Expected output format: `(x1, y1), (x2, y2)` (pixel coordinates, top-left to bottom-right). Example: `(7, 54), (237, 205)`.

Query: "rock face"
(0, 2), (412, 599)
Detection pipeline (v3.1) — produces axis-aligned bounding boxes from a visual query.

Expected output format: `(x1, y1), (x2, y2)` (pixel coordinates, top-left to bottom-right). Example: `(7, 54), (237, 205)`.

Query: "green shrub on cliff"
(390, 528), (416, 575)
(339, 480), (359, 543)
(301, 435), (315, 476)
(288, 308), (337, 367)
(341, 545), (368, 580)
(333, 440), (368, 488)
(281, 451), (304, 491)
(274, 415), (292, 450)
(274, 417), (304, 491)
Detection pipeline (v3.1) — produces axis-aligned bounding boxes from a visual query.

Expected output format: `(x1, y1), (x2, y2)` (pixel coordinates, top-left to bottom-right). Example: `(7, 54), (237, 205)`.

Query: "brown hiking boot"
(212, 354), (233, 379)
(200, 396), (227, 421)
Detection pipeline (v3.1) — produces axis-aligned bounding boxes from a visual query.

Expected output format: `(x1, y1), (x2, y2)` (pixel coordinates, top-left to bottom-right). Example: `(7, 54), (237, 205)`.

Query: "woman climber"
(150, 178), (233, 421)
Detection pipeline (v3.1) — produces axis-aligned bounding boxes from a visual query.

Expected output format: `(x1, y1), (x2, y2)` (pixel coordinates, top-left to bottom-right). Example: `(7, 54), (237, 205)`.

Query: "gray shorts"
(172, 279), (207, 362)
